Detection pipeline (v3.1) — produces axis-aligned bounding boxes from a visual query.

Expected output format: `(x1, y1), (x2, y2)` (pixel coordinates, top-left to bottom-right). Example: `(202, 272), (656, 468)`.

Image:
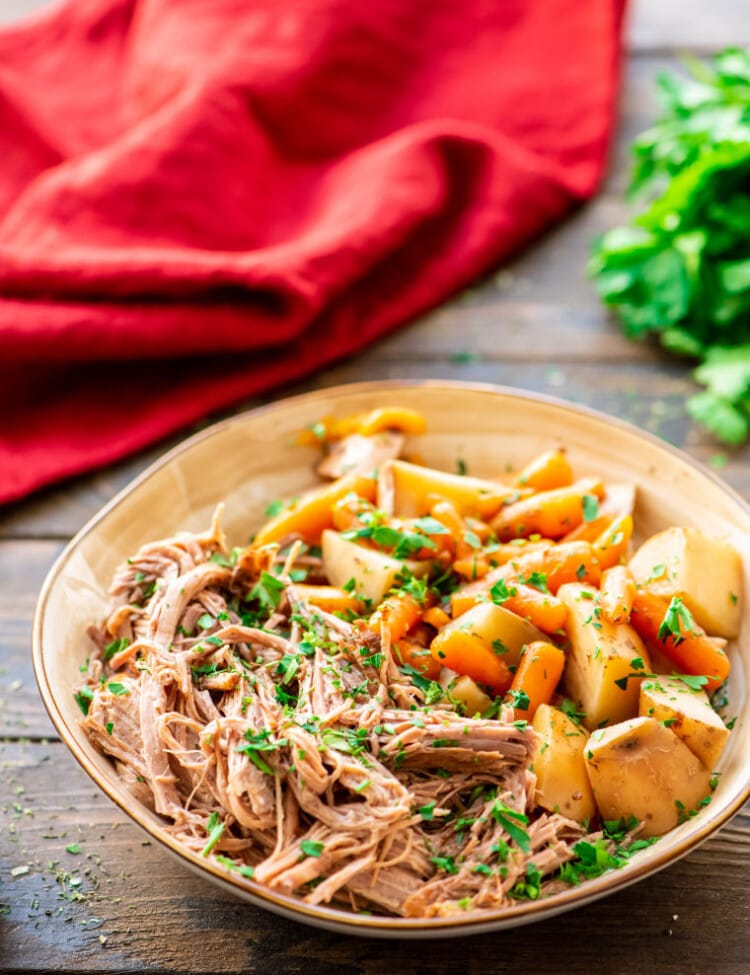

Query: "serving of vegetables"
(274, 406), (740, 839)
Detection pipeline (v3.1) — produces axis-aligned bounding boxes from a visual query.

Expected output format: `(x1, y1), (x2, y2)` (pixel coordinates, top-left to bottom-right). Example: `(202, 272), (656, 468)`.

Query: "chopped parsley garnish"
(74, 686), (94, 715)
(197, 613), (215, 630)
(300, 839), (325, 859)
(510, 862), (542, 900)
(200, 812), (225, 857)
(430, 855), (458, 875)
(560, 699), (586, 726)
(236, 729), (287, 775)
(490, 800), (531, 853)
(103, 637), (130, 662)
(657, 596), (697, 643)
(215, 854), (255, 879)
(506, 689), (530, 711)
(247, 570), (286, 612)
(107, 682), (130, 696)
(582, 494), (599, 522)
(419, 801), (436, 821)
(490, 579), (517, 605)
(264, 499), (285, 518)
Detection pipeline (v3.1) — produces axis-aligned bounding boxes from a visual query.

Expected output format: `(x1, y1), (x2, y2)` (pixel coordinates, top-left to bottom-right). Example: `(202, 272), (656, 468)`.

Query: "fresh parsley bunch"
(590, 48), (750, 445)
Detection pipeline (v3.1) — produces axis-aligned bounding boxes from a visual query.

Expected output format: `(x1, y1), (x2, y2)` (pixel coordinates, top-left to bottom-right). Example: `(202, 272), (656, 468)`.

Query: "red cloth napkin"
(0, 0), (626, 505)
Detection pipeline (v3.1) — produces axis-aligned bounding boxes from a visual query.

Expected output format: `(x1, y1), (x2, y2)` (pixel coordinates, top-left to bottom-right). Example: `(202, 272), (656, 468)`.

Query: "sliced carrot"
(293, 584), (362, 615)
(422, 606), (451, 630)
(393, 638), (441, 681)
(593, 514), (633, 569)
(491, 478), (605, 541)
(368, 592), (423, 644)
(506, 640), (566, 720)
(430, 628), (512, 694)
(503, 540), (602, 594)
(599, 566), (636, 623)
(331, 492), (376, 532)
(453, 554), (493, 580)
(516, 450), (573, 492)
(561, 513), (615, 544)
(254, 474), (377, 546)
(500, 584), (568, 635)
(356, 407), (427, 437)
(629, 590), (730, 692)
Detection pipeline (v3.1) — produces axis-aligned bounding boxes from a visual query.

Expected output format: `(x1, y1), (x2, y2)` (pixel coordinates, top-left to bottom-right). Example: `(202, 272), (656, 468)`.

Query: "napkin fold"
(0, 0), (626, 504)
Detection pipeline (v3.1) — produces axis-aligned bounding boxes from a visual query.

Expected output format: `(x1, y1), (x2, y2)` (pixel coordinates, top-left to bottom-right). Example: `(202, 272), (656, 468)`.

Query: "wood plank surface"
(2, 0), (750, 973)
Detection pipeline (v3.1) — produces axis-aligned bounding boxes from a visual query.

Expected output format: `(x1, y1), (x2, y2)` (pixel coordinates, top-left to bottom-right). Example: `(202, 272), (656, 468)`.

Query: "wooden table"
(2, 2), (750, 972)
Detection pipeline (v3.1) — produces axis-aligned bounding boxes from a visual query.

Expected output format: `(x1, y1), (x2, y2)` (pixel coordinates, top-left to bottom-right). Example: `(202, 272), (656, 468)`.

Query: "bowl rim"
(32, 378), (750, 936)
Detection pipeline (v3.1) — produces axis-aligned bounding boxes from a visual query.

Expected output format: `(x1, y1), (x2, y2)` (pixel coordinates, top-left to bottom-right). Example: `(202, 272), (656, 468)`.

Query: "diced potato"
(532, 704), (596, 824)
(558, 583), (650, 731)
(436, 601), (546, 671)
(440, 669), (493, 716)
(584, 717), (713, 836)
(629, 527), (742, 639)
(639, 675), (729, 770)
(378, 459), (515, 519)
(320, 530), (426, 605)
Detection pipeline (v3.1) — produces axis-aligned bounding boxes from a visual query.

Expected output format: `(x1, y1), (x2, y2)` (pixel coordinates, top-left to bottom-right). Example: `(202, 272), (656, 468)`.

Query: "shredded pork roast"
(77, 506), (634, 918)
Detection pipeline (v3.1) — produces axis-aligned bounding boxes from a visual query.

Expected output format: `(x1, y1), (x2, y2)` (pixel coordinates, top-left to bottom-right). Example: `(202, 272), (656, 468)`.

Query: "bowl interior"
(34, 381), (750, 935)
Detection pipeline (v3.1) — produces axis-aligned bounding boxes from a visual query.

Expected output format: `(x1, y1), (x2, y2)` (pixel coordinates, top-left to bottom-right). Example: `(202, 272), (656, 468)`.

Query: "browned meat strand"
(77, 514), (609, 917)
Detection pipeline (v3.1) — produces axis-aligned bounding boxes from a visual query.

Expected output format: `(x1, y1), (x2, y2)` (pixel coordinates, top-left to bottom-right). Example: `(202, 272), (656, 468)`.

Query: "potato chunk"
(558, 583), (650, 731)
(320, 530), (426, 604)
(378, 460), (515, 519)
(629, 527), (742, 639)
(440, 669), (493, 716)
(584, 717), (713, 837)
(639, 675), (729, 770)
(434, 601), (546, 672)
(532, 704), (596, 824)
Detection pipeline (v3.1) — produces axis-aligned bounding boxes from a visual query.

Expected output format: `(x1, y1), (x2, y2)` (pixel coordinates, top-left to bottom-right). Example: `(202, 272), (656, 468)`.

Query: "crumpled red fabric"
(0, 0), (626, 505)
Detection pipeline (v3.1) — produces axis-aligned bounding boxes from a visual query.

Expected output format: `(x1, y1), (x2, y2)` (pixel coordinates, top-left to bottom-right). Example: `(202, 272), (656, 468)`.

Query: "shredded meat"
(78, 512), (622, 918)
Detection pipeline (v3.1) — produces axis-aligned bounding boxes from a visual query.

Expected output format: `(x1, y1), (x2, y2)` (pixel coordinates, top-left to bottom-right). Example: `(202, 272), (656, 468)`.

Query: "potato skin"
(558, 583), (650, 731)
(629, 526), (742, 639)
(584, 717), (713, 837)
(639, 676), (729, 770)
(532, 704), (596, 824)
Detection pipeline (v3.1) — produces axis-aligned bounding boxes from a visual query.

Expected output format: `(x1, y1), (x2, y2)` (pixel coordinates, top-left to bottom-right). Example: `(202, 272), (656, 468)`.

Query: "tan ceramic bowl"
(33, 381), (750, 937)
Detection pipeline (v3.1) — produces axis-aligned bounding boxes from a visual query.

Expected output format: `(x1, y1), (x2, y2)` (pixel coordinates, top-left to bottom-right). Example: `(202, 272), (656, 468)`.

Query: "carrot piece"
(254, 474), (377, 546)
(331, 492), (376, 532)
(356, 407), (427, 437)
(506, 640), (566, 720)
(292, 584), (362, 615)
(500, 584), (568, 635)
(491, 478), (605, 541)
(516, 450), (574, 492)
(561, 513), (615, 544)
(430, 628), (513, 694)
(599, 566), (636, 623)
(593, 514), (633, 569)
(368, 592), (423, 644)
(429, 499), (465, 537)
(450, 588), (484, 618)
(453, 554), (493, 580)
(503, 540), (602, 594)
(422, 606), (451, 630)
(629, 590), (730, 692)
(393, 638), (442, 681)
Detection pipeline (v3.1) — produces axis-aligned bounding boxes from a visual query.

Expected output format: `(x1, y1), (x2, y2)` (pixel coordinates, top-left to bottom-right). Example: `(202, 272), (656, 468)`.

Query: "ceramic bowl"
(33, 381), (750, 937)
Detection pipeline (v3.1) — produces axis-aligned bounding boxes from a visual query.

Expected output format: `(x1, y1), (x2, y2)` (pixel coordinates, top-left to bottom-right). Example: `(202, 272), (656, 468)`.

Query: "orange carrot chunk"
(254, 474), (377, 546)
(503, 540), (602, 594)
(516, 450), (574, 492)
(629, 590), (730, 692)
(430, 628), (512, 695)
(593, 514), (633, 570)
(393, 638), (442, 681)
(292, 584), (362, 615)
(599, 566), (636, 624)
(506, 640), (566, 720)
(491, 478), (605, 541)
(368, 592), (423, 644)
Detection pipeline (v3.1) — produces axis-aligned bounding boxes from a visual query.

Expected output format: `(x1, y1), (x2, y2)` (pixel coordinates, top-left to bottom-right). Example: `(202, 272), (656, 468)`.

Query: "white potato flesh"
(532, 704), (596, 824)
(440, 669), (493, 716)
(320, 530), (427, 605)
(558, 583), (650, 731)
(378, 459), (514, 519)
(629, 526), (742, 639)
(435, 601), (546, 670)
(584, 717), (713, 837)
(639, 675), (729, 770)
